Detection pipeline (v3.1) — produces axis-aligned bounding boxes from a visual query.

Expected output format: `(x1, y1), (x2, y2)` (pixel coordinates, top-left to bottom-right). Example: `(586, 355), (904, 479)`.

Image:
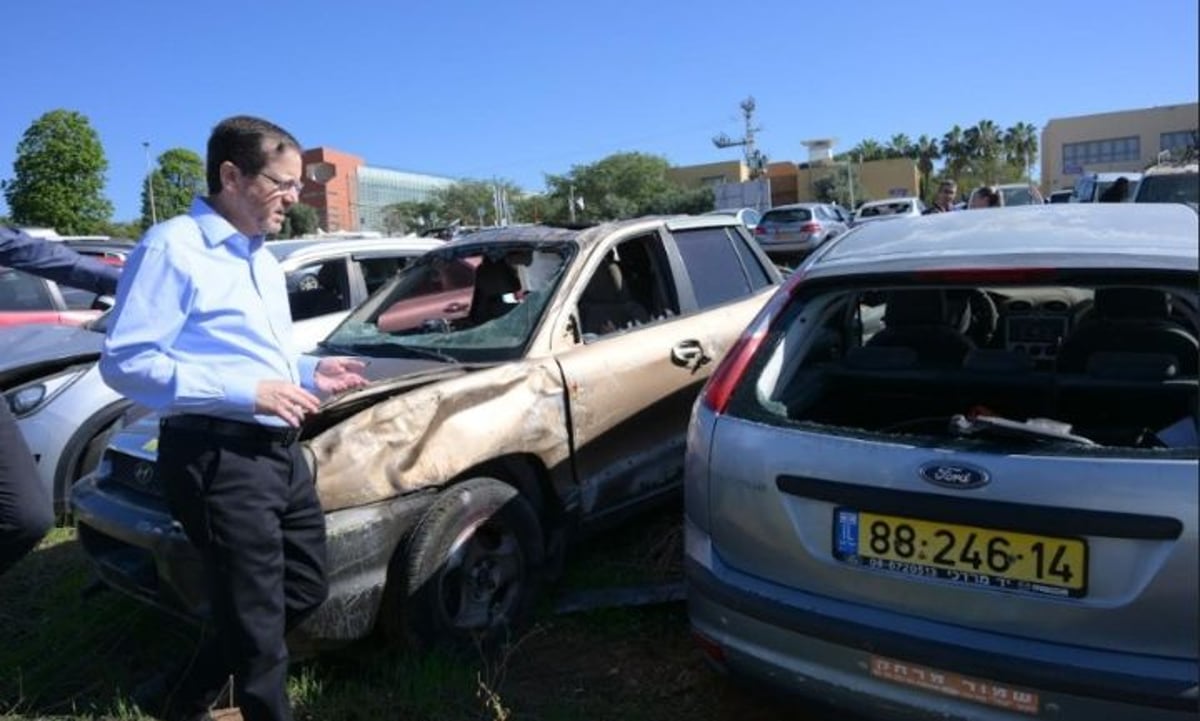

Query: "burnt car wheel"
(387, 477), (544, 651)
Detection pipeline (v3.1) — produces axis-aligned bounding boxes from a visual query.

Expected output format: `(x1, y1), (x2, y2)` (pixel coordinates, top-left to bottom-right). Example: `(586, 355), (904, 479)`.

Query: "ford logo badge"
(919, 462), (990, 490)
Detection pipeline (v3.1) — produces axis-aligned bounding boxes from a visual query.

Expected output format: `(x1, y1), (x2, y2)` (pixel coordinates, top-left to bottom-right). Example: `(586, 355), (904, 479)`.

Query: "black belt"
(161, 414), (301, 445)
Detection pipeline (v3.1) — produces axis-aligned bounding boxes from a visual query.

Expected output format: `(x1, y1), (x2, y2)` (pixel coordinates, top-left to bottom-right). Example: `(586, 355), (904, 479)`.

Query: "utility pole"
(142, 141), (158, 225)
(568, 184), (577, 224)
(712, 96), (768, 179)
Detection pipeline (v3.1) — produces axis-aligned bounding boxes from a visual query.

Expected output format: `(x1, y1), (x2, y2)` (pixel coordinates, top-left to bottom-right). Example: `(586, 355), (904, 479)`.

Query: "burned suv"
(74, 216), (781, 651)
(685, 204), (1198, 720)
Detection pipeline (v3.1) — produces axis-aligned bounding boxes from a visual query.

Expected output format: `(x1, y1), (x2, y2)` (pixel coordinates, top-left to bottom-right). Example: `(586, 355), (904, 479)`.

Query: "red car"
(0, 266), (108, 328)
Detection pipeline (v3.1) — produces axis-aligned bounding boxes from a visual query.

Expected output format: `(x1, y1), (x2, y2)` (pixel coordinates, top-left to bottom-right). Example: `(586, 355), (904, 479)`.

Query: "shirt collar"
(189, 197), (265, 253)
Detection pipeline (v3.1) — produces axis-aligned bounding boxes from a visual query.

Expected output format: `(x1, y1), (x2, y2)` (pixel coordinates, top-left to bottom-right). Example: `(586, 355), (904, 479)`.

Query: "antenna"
(712, 96), (767, 178)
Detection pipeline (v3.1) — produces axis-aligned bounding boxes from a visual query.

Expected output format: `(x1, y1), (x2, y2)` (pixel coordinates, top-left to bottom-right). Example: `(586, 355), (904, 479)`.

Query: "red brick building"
(300, 147), (364, 232)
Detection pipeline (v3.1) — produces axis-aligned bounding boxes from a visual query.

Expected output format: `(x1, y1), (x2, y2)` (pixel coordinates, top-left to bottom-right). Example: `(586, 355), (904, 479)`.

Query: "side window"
(0, 269), (56, 311)
(287, 260), (349, 321)
(672, 227), (757, 309)
(359, 255), (413, 296)
(576, 235), (677, 341)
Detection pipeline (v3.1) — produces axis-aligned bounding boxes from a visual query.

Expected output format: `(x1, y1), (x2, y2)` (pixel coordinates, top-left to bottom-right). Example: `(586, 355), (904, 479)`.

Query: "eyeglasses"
(258, 170), (304, 197)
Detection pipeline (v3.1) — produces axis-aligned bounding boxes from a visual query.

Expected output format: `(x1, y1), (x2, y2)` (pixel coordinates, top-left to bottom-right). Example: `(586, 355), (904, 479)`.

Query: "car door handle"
(671, 339), (711, 369)
(444, 302), (467, 312)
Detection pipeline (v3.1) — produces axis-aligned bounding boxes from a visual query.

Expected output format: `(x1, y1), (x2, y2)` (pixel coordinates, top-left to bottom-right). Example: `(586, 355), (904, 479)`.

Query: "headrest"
(884, 290), (949, 327)
(1094, 288), (1171, 320)
(473, 260), (520, 297)
(582, 262), (626, 304)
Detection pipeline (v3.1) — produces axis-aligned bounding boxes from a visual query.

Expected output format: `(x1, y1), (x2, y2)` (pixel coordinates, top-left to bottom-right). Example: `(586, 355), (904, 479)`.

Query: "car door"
(553, 224), (779, 521)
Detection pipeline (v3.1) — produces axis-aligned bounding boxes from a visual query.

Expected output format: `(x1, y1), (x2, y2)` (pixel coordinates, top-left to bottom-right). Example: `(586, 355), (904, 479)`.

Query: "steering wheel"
(964, 290), (999, 345)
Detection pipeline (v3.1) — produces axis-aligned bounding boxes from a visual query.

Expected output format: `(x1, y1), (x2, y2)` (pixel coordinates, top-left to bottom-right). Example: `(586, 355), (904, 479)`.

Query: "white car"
(853, 197), (924, 225)
(1, 235), (442, 515)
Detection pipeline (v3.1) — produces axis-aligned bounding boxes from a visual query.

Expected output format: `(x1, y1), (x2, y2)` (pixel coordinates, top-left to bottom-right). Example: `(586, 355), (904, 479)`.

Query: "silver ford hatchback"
(685, 204), (1198, 720)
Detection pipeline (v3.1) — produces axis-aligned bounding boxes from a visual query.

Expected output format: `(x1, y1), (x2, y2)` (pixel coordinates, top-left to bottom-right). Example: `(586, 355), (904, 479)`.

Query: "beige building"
(669, 157), (919, 207)
(1041, 102), (1198, 194)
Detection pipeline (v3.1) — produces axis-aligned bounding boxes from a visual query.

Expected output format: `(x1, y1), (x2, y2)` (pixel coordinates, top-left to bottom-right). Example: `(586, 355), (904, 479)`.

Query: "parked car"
(1073, 171), (1142, 202)
(1133, 162), (1199, 207)
(60, 237), (137, 267)
(73, 216), (782, 652)
(3, 235), (441, 516)
(0, 265), (110, 328)
(967, 183), (1046, 208)
(754, 203), (850, 257)
(684, 203), (1198, 721)
(706, 207), (761, 232)
(853, 197), (924, 225)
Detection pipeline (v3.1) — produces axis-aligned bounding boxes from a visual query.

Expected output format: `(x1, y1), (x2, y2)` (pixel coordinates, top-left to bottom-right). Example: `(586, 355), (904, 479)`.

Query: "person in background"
(969, 185), (1003, 209)
(100, 116), (368, 721)
(1099, 176), (1130, 202)
(0, 226), (120, 577)
(923, 179), (959, 214)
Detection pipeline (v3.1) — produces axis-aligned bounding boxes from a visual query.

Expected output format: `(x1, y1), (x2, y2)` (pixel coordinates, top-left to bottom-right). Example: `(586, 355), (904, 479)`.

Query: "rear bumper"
(756, 234), (822, 253)
(684, 518), (1197, 721)
(72, 472), (432, 648)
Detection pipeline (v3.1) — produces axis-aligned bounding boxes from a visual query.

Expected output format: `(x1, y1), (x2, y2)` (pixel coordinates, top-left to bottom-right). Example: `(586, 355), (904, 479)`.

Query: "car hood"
(0, 323), (103, 378)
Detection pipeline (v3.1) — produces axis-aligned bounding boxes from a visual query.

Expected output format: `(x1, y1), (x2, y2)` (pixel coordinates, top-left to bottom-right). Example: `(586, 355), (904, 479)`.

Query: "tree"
(965, 120), (1003, 183)
(887, 134), (913, 160)
(279, 203), (319, 238)
(813, 167), (868, 209)
(544, 152), (684, 222)
(940, 125), (968, 186)
(1003, 122), (1038, 182)
(141, 148), (205, 229)
(914, 135), (941, 201)
(432, 179), (523, 226)
(381, 200), (442, 234)
(3, 109), (113, 234)
(850, 139), (886, 162)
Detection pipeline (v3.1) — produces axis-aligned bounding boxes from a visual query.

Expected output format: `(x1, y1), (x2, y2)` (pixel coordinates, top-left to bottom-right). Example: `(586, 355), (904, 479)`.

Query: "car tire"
(385, 477), (544, 653)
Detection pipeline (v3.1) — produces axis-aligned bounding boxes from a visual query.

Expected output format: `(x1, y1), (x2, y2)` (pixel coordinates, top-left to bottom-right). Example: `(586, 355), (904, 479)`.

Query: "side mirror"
(91, 294), (115, 311)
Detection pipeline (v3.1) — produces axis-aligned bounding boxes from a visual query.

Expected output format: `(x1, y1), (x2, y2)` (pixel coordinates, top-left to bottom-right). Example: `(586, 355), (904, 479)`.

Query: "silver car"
(754, 203), (849, 257)
(685, 204), (1198, 720)
(2, 235), (442, 515)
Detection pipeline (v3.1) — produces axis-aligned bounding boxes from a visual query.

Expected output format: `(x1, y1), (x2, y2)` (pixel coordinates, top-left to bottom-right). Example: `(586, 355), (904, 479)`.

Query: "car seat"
(467, 258), (522, 325)
(866, 289), (975, 366)
(578, 258), (651, 336)
(1057, 288), (1198, 376)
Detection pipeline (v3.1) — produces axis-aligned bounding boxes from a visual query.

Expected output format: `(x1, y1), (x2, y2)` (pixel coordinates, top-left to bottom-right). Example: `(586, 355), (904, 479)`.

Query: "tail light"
(799, 221), (822, 234)
(700, 273), (803, 414)
(754, 225), (766, 236)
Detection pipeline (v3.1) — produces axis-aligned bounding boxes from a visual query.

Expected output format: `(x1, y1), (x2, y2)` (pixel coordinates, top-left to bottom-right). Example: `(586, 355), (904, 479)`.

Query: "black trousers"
(159, 420), (328, 721)
(0, 401), (53, 577)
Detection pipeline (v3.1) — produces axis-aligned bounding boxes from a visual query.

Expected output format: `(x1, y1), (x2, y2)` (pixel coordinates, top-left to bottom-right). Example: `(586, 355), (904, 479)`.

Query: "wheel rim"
(437, 517), (525, 632)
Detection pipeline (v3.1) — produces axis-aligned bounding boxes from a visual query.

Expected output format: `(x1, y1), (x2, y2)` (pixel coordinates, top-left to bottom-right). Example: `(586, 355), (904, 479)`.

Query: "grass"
(0, 509), (802, 721)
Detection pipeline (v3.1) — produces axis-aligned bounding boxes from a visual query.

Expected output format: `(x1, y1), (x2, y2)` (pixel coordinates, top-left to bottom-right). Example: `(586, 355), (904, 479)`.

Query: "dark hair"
(206, 116), (301, 195)
(938, 180), (957, 192)
(1098, 176), (1129, 203)
(975, 185), (1002, 207)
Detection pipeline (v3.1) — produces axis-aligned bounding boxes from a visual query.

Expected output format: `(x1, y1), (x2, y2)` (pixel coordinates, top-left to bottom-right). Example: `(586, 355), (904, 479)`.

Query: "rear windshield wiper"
(950, 414), (1097, 446)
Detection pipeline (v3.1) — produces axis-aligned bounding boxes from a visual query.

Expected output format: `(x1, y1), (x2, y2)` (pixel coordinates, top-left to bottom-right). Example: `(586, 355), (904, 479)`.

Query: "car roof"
(438, 215), (744, 253)
(1081, 171), (1144, 180)
(266, 235), (444, 265)
(858, 197), (917, 207)
(806, 204), (1198, 278)
(1143, 163), (1199, 176)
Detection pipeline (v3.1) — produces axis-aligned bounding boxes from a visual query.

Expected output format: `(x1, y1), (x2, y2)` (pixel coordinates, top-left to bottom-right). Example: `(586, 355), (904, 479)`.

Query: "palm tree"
(1003, 122), (1039, 182)
(968, 120), (1003, 183)
(888, 134), (912, 160)
(941, 125), (967, 186)
(852, 139), (885, 162)
(914, 135), (941, 200)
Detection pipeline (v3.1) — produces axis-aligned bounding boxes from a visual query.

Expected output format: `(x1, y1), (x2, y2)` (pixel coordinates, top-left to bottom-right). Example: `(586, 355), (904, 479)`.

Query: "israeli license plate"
(833, 508), (1087, 597)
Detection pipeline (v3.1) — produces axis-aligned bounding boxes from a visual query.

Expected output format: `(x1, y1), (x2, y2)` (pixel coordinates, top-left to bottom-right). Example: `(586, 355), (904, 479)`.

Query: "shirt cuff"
(224, 375), (260, 413)
(298, 355), (319, 392)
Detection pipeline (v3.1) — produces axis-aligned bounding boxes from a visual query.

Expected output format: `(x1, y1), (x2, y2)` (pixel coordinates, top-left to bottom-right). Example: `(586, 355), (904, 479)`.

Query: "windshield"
(1137, 173), (1200, 204)
(324, 242), (574, 363)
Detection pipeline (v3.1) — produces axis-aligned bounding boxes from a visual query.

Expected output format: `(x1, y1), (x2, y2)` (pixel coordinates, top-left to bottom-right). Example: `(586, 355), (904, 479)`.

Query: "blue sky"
(2, 0), (1197, 221)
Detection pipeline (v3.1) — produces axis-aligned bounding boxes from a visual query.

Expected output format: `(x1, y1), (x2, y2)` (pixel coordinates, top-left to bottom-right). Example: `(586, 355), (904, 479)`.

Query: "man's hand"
(315, 356), (369, 395)
(256, 380), (321, 427)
